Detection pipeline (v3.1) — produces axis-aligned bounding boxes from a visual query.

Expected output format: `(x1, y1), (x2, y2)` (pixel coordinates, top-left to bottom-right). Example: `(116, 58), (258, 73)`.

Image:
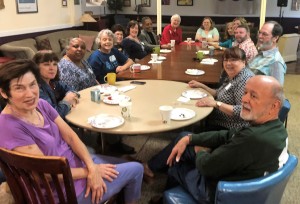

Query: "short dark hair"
(236, 24), (250, 33)
(141, 16), (151, 25)
(32, 50), (60, 82)
(223, 47), (246, 62)
(126, 20), (141, 36)
(111, 24), (125, 34)
(0, 59), (41, 101)
(266, 21), (283, 37)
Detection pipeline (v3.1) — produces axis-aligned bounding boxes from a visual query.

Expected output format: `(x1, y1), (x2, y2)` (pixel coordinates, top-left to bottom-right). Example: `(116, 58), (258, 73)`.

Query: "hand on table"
(188, 80), (202, 88)
(166, 135), (190, 167)
(196, 97), (216, 108)
(64, 92), (79, 108)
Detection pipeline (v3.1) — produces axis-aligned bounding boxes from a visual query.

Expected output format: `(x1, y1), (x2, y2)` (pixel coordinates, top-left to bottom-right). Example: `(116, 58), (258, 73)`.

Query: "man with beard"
(139, 17), (160, 49)
(248, 21), (286, 85)
(162, 75), (288, 204)
(233, 24), (258, 62)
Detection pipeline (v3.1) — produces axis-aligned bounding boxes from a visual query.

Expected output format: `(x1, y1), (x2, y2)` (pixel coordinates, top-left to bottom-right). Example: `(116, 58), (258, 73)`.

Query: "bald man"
(248, 21), (287, 85)
(163, 76), (288, 203)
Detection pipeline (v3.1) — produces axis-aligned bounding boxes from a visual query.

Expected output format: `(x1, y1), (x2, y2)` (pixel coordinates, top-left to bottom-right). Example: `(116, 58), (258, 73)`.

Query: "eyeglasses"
(223, 58), (240, 63)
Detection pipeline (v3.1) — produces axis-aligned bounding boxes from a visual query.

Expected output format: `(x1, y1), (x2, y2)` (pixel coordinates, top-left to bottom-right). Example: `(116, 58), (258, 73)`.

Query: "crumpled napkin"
(177, 96), (190, 103)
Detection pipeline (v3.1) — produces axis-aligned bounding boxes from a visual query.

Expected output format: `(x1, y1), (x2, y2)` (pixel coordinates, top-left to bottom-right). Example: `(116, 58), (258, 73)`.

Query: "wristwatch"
(216, 101), (223, 109)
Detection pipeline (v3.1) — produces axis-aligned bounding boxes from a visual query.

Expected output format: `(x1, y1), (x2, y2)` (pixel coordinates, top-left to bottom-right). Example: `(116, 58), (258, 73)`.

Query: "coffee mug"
(197, 51), (204, 60)
(130, 64), (141, 73)
(151, 53), (158, 62)
(153, 46), (160, 54)
(187, 37), (192, 42)
(104, 73), (116, 85)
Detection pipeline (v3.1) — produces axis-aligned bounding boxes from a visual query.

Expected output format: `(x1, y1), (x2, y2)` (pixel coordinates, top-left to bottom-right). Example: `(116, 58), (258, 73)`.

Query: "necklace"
(9, 105), (43, 127)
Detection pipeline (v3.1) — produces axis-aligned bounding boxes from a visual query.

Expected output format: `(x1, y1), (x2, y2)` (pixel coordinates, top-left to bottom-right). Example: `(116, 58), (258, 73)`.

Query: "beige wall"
(0, 0), (82, 37)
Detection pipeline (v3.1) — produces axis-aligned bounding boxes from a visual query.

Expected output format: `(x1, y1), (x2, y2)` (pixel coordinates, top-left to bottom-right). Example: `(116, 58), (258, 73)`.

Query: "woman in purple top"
(0, 59), (143, 204)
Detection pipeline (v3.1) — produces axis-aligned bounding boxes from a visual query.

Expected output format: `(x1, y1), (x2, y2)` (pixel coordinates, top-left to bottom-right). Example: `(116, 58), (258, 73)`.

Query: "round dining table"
(65, 80), (213, 135)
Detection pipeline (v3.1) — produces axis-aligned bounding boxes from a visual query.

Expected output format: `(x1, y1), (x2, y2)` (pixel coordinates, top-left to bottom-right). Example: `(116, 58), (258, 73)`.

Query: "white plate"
(202, 58), (218, 63)
(185, 69), (205, 76)
(141, 65), (151, 70)
(160, 49), (172, 53)
(158, 56), (166, 60)
(182, 90), (208, 99)
(184, 40), (195, 43)
(171, 108), (196, 120)
(103, 95), (130, 105)
(89, 114), (124, 129)
(96, 85), (117, 94)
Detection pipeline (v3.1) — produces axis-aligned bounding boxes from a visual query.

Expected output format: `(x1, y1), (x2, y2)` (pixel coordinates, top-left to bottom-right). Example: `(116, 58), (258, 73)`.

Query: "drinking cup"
(187, 37), (192, 42)
(151, 53), (158, 62)
(202, 41), (208, 48)
(104, 73), (116, 85)
(197, 51), (204, 60)
(130, 64), (141, 73)
(170, 40), (176, 47)
(153, 46), (160, 54)
(208, 46), (215, 57)
(119, 100), (132, 119)
(159, 105), (173, 125)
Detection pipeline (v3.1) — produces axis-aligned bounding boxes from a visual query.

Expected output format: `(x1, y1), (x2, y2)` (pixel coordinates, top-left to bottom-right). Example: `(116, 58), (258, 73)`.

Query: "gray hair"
(171, 14), (181, 22)
(95, 29), (116, 48)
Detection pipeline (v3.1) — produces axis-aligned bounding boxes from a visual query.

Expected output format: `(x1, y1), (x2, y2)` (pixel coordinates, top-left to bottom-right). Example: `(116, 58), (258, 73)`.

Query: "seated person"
(143, 47), (254, 178)
(164, 75), (288, 203)
(59, 38), (98, 91)
(111, 24), (126, 54)
(0, 59), (143, 204)
(248, 21), (286, 85)
(209, 22), (235, 50)
(138, 17), (160, 49)
(122, 20), (152, 61)
(233, 25), (258, 63)
(33, 50), (79, 119)
(88, 29), (134, 84)
(232, 17), (248, 31)
(195, 17), (219, 42)
(160, 14), (182, 48)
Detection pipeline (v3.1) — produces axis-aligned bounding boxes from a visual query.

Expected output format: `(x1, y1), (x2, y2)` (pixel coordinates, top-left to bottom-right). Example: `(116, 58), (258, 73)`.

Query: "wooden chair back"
(0, 147), (78, 204)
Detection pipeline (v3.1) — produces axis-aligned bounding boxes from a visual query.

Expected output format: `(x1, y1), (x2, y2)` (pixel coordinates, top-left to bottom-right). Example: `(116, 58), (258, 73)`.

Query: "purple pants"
(77, 154), (143, 204)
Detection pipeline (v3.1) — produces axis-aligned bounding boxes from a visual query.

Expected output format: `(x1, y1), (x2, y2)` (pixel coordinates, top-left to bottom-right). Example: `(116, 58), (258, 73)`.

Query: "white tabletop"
(65, 80), (213, 135)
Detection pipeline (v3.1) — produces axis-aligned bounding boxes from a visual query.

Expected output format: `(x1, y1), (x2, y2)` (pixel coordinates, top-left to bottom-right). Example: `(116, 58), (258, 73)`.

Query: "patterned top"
(247, 47), (286, 85)
(160, 24), (183, 45)
(195, 27), (219, 39)
(88, 48), (129, 84)
(58, 58), (97, 91)
(234, 38), (258, 63)
(209, 68), (254, 130)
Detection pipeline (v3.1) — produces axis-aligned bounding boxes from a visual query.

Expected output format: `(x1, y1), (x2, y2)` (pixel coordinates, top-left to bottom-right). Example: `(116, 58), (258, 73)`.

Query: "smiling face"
(171, 17), (180, 29)
(129, 24), (139, 38)
(1, 71), (39, 114)
(240, 76), (281, 124)
(257, 23), (278, 51)
(99, 32), (114, 53)
(114, 31), (124, 44)
(202, 19), (212, 30)
(143, 18), (153, 32)
(66, 38), (86, 63)
(233, 19), (241, 31)
(227, 23), (234, 36)
(38, 61), (58, 83)
(223, 58), (245, 79)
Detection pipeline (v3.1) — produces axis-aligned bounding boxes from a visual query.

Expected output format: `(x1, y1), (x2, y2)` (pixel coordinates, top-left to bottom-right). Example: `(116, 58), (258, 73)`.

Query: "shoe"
(110, 142), (136, 154)
(149, 195), (163, 204)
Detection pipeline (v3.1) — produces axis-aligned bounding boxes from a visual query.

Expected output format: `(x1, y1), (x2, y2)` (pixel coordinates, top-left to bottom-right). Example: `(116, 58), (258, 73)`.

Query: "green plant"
(107, 0), (123, 14)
